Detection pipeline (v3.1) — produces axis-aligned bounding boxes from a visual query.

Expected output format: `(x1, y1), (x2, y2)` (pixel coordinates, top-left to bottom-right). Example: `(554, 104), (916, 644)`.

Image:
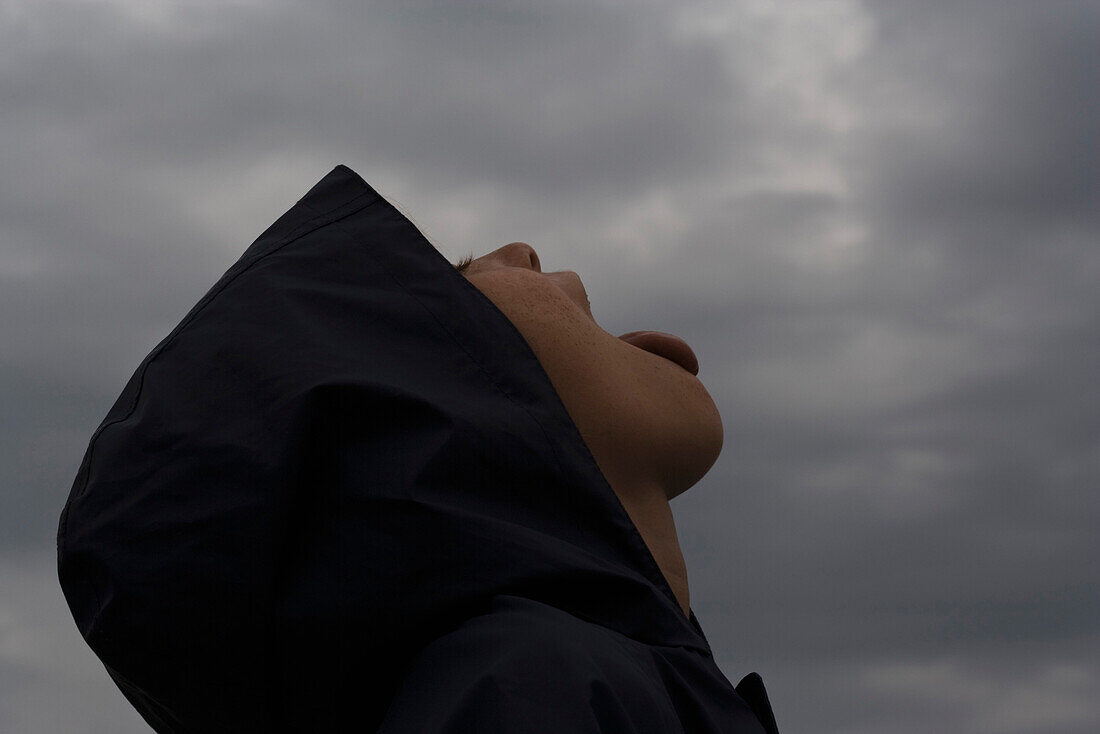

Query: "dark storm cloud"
(598, 0), (1100, 713)
(4, 0), (746, 200)
(3, 1), (1099, 732)
(670, 3), (1100, 729)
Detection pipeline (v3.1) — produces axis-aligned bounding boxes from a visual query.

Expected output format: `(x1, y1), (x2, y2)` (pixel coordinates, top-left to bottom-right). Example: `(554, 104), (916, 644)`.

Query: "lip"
(618, 331), (699, 376)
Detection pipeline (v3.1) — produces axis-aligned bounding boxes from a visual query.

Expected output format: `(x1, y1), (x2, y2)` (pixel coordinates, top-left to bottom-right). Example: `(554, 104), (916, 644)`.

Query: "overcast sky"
(3, 1), (1099, 732)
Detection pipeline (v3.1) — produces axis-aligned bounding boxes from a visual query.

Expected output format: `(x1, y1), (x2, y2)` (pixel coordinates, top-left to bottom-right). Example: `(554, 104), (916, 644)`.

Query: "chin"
(651, 378), (721, 506)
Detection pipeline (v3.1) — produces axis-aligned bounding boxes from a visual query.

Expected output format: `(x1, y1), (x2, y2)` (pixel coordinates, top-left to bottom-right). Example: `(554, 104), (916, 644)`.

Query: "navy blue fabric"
(57, 165), (779, 733)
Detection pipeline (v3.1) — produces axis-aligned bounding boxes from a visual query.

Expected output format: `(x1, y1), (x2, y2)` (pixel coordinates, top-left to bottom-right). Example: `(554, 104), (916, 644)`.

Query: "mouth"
(618, 331), (699, 376)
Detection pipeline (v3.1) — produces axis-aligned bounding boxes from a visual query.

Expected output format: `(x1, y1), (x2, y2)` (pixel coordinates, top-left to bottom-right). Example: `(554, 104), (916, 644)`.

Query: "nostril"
(506, 242), (540, 272)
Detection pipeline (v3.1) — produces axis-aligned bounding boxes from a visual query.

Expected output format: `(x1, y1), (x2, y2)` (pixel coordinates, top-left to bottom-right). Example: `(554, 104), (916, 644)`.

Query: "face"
(457, 242), (724, 501)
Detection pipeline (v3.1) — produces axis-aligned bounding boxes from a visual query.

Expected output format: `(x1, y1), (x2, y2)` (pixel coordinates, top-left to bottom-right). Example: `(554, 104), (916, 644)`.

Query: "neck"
(612, 480), (691, 619)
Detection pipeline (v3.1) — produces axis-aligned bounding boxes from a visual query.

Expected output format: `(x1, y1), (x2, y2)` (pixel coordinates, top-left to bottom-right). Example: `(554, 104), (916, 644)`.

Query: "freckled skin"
(460, 242), (725, 618)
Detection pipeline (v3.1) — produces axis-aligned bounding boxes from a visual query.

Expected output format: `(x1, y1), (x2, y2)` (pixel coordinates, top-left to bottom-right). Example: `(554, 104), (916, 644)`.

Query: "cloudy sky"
(4, 0), (1099, 731)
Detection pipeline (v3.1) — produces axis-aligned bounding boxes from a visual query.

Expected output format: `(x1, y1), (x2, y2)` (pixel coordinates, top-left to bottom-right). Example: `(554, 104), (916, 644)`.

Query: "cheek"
(466, 269), (723, 485)
(467, 269), (616, 389)
(468, 270), (592, 343)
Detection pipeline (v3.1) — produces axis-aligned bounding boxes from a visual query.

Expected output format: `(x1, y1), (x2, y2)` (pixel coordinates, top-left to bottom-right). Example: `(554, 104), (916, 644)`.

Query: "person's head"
(456, 242), (723, 502)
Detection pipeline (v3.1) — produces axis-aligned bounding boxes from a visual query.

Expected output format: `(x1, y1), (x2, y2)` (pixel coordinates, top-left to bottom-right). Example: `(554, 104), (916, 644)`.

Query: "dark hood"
(57, 165), (777, 733)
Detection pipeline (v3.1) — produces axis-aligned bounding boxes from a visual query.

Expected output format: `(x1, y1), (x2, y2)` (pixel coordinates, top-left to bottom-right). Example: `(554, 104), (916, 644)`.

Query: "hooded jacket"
(56, 164), (779, 733)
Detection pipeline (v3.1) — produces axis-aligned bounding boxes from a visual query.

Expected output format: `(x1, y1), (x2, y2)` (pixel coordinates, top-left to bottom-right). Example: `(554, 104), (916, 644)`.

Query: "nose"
(494, 242), (541, 272)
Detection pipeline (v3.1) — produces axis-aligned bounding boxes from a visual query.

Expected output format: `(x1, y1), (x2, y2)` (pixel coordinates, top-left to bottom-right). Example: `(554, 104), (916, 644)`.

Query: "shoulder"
(377, 599), (683, 734)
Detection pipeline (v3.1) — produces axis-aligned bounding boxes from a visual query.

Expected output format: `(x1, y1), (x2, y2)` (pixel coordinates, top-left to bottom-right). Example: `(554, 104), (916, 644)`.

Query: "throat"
(615, 486), (691, 618)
